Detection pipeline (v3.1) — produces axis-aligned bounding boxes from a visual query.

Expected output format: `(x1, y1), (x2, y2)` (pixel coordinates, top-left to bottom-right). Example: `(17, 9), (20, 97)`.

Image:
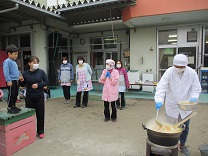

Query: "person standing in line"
(74, 56), (93, 108)
(115, 60), (130, 110)
(20, 56), (48, 139)
(99, 59), (119, 122)
(154, 54), (201, 156)
(58, 56), (74, 104)
(3, 44), (23, 114)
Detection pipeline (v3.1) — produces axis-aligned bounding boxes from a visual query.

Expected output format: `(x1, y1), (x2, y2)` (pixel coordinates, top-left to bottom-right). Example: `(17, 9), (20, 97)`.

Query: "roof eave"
(11, 0), (66, 20)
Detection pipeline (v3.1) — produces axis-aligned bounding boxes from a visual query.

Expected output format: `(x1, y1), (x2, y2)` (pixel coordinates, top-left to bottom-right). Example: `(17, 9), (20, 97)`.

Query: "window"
(159, 48), (176, 69)
(90, 38), (102, 50)
(20, 34), (30, 47)
(60, 38), (67, 49)
(8, 35), (18, 46)
(104, 36), (117, 49)
(158, 29), (177, 45)
(204, 26), (208, 67)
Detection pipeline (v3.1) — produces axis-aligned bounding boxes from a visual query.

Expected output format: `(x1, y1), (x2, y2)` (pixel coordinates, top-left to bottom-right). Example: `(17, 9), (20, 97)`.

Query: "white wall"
(130, 27), (157, 81)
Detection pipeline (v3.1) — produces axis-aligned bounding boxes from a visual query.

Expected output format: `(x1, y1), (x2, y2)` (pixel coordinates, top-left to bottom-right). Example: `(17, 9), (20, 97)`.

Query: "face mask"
(63, 60), (67, 64)
(78, 60), (83, 65)
(116, 64), (121, 68)
(33, 64), (39, 70)
(106, 65), (111, 70)
(174, 67), (185, 73)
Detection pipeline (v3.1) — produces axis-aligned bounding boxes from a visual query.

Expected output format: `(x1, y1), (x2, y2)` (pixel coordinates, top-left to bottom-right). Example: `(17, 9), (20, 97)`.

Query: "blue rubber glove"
(156, 102), (162, 110)
(189, 97), (197, 102)
(105, 71), (111, 78)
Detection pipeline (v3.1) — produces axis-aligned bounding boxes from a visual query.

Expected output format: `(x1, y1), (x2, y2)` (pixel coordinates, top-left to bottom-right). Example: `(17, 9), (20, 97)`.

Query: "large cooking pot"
(142, 123), (185, 146)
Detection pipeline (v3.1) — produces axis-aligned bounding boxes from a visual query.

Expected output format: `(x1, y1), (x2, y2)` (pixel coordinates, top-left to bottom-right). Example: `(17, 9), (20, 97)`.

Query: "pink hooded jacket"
(99, 69), (119, 102)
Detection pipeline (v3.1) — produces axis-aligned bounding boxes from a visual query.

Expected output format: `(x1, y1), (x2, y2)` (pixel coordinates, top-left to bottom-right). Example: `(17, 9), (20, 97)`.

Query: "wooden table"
(91, 80), (101, 92)
(129, 83), (157, 93)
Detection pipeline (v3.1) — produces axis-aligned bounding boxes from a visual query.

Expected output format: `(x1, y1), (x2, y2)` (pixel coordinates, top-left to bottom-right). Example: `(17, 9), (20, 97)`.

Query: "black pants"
(25, 93), (45, 135)
(62, 86), (71, 100)
(75, 91), (89, 106)
(7, 80), (18, 108)
(104, 101), (117, 120)
(116, 92), (125, 107)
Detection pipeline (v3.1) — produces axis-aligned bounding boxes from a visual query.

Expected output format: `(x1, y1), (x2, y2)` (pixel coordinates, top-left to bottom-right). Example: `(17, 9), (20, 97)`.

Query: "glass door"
(178, 47), (197, 69)
(105, 51), (118, 62)
(158, 48), (176, 79)
(91, 51), (104, 80)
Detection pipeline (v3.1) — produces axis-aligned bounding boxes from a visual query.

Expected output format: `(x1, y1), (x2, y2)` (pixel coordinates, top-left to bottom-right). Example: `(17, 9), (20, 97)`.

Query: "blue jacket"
(3, 58), (20, 82)
(58, 63), (74, 82)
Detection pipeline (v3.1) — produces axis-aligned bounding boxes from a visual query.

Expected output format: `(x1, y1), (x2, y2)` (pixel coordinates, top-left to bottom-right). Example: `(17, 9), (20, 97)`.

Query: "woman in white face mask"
(58, 56), (74, 104)
(115, 60), (130, 110)
(74, 57), (93, 108)
(19, 56), (49, 139)
(99, 59), (119, 122)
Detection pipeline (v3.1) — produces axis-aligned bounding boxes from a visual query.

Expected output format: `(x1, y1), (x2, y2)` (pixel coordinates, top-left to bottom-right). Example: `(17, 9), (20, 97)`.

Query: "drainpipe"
(0, 4), (19, 14)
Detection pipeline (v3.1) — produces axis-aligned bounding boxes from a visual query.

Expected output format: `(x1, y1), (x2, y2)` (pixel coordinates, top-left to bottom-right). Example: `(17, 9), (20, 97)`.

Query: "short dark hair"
(6, 44), (18, 54)
(28, 56), (39, 63)
(116, 60), (123, 68)
(77, 56), (85, 64)
(62, 56), (68, 60)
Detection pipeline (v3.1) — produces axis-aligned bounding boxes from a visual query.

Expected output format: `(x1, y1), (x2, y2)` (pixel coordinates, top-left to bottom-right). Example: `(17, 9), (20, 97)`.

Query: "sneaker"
(81, 105), (87, 108)
(14, 106), (21, 112)
(74, 105), (80, 108)
(104, 118), (110, 122)
(66, 100), (70, 104)
(178, 146), (190, 156)
(112, 119), (116, 122)
(120, 106), (125, 110)
(16, 99), (21, 103)
(7, 107), (19, 114)
(38, 134), (44, 139)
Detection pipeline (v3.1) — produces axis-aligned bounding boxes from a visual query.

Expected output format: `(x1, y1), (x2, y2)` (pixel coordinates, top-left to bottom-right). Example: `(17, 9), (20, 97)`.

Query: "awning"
(57, 0), (136, 26)
(0, 0), (65, 24)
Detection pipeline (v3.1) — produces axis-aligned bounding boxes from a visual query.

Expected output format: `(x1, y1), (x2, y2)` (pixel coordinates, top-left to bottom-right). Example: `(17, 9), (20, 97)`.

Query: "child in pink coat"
(99, 59), (119, 122)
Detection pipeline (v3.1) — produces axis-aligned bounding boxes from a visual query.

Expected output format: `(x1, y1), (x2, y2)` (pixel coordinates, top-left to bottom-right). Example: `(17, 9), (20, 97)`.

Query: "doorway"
(158, 46), (198, 79)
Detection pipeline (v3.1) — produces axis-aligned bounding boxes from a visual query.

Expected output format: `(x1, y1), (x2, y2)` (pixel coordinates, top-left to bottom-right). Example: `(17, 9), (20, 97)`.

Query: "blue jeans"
(180, 119), (190, 144)
(166, 114), (190, 144)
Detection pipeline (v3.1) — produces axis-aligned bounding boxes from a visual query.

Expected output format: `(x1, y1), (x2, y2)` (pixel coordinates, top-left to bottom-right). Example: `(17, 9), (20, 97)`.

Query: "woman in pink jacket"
(99, 59), (119, 122)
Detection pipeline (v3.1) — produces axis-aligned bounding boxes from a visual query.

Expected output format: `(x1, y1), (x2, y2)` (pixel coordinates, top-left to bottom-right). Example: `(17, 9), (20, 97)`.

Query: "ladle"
(155, 110), (163, 128)
(173, 112), (197, 128)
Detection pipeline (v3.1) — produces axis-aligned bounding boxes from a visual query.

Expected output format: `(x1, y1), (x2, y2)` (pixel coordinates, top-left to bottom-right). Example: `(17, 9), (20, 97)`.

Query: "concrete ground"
(0, 96), (207, 156)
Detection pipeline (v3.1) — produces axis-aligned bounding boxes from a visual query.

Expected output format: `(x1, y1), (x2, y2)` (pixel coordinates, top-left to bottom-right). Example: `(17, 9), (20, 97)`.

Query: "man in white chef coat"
(154, 54), (201, 156)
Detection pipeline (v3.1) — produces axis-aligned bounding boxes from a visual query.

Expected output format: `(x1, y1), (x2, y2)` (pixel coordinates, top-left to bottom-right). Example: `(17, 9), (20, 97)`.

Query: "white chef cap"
(173, 54), (188, 66)
(106, 59), (115, 66)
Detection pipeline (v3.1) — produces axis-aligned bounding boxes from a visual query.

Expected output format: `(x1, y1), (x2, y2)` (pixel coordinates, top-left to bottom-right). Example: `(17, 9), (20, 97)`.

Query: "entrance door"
(105, 51), (118, 62)
(178, 46), (198, 69)
(158, 46), (198, 79)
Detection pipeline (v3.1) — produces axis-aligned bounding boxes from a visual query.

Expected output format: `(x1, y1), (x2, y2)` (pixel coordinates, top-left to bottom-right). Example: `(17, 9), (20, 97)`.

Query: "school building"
(0, 0), (208, 90)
